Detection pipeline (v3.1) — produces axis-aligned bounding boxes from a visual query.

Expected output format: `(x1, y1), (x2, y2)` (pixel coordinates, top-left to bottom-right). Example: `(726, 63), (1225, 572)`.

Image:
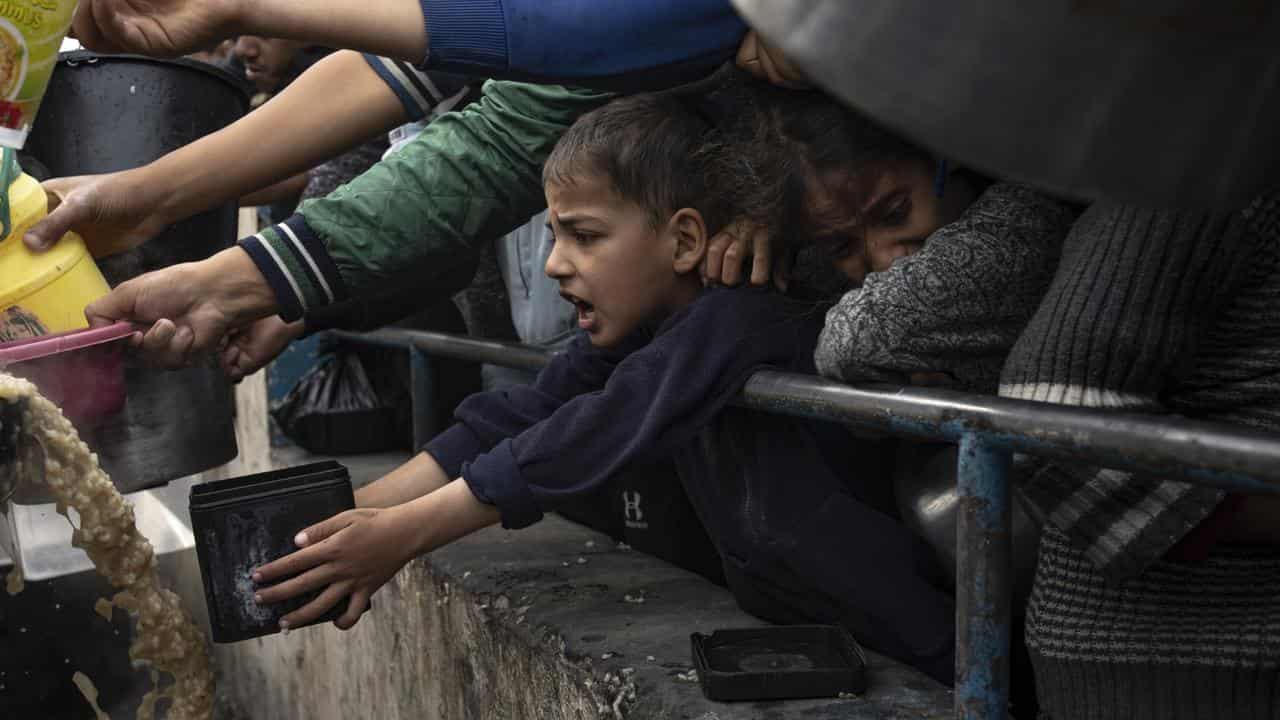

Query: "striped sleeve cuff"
(362, 53), (475, 121)
(421, 0), (508, 71)
(1027, 460), (1224, 582)
(238, 214), (347, 322)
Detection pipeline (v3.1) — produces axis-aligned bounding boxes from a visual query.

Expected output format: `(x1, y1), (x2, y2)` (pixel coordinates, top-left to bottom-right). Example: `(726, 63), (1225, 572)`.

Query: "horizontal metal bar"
(330, 329), (1280, 492)
(330, 329), (553, 371)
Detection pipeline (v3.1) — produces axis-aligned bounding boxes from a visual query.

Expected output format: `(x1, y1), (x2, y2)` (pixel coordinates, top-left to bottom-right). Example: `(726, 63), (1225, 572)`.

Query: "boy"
(252, 89), (959, 682)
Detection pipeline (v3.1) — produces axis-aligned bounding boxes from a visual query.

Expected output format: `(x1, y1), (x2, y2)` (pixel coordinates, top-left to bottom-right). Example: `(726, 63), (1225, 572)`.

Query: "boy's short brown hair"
(543, 91), (734, 235)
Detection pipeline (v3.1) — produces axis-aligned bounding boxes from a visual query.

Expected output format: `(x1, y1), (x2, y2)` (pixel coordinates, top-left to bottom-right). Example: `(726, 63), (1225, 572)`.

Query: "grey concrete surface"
(210, 452), (952, 720)
(3, 449), (952, 719)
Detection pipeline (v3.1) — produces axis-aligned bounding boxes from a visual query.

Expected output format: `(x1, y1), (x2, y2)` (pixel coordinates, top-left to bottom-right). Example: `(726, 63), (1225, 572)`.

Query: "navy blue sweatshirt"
(425, 286), (818, 528)
(424, 286), (956, 680)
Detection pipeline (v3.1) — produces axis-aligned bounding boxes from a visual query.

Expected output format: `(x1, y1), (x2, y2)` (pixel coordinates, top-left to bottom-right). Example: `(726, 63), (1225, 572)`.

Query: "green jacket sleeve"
(237, 81), (612, 321)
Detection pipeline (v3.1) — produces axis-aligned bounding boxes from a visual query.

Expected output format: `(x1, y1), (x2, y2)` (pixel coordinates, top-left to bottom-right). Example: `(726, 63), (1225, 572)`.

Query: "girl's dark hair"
(722, 87), (934, 256)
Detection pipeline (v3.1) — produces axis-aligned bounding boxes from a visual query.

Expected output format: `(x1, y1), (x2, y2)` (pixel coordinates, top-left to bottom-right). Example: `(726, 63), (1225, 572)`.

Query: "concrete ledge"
(214, 511), (952, 719)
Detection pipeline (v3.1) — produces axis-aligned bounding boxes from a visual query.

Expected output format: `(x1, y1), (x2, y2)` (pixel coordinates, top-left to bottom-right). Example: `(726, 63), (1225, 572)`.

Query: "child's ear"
(669, 208), (708, 275)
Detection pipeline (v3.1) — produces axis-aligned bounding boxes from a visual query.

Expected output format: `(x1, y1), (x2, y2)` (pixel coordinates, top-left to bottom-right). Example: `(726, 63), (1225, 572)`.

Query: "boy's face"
(544, 176), (698, 347)
(813, 160), (970, 284)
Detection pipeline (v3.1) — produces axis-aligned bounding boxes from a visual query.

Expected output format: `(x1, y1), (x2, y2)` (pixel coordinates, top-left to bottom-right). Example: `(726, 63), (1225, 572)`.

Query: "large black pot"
(15, 52), (251, 503)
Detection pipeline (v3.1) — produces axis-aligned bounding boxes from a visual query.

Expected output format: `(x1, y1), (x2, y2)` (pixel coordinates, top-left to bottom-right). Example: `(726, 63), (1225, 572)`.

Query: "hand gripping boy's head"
(541, 92), (736, 347)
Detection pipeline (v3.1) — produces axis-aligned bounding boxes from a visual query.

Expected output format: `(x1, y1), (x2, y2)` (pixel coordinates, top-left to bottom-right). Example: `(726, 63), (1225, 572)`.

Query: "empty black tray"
(190, 461), (356, 643)
(691, 625), (867, 701)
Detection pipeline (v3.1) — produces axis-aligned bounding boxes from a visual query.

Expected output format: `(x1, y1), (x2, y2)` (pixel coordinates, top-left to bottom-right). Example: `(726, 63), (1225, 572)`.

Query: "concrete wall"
(209, 510), (953, 720)
(214, 554), (602, 720)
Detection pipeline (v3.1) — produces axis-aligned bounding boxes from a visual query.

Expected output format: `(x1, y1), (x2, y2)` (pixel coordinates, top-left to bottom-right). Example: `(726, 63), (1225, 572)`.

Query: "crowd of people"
(27, 1), (1280, 718)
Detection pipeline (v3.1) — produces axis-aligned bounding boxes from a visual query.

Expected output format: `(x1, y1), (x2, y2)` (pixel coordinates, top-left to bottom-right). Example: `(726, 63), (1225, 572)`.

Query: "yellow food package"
(0, 148), (109, 338)
(0, 0), (77, 149)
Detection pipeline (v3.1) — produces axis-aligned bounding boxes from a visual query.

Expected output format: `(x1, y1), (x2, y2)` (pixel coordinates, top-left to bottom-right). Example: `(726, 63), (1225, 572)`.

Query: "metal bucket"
(12, 52), (251, 503)
(893, 443), (1041, 609)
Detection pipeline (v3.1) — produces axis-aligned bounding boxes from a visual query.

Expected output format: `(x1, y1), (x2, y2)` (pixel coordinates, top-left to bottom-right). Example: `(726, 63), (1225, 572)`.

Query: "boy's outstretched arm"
(354, 451), (453, 509)
(253, 478), (498, 630)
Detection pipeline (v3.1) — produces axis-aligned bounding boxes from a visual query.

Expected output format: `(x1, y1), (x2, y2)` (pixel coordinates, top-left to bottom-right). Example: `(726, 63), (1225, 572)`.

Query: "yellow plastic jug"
(0, 149), (110, 341)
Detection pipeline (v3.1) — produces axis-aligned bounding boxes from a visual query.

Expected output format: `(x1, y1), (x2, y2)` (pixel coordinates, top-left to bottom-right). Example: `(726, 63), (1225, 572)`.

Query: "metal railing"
(331, 327), (1280, 720)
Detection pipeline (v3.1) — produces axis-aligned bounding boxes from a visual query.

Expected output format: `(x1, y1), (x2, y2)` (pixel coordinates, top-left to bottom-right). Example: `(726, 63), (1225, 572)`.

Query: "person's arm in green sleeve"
(239, 81), (612, 321)
(84, 81), (611, 368)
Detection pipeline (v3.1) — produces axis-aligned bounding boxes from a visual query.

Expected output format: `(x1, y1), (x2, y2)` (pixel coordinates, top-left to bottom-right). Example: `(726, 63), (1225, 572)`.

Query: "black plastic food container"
(190, 461), (355, 643)
(691, 625), (868, 701)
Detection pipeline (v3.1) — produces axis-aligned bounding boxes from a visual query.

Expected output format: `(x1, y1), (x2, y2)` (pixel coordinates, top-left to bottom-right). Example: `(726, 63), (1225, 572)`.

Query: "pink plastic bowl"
(0, 322), (135, 429)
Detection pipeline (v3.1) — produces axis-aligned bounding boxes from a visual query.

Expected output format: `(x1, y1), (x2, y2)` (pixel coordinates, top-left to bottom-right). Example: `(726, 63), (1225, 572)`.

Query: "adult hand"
(736, 31), (809, 89)
(702, 220), (790, 290)
(72, 0), (243, 57)
(85, 247), (278, 368)
(252, 506), (418, 630)
(24, 172), (169, 258)
(220, 315), (306, 383)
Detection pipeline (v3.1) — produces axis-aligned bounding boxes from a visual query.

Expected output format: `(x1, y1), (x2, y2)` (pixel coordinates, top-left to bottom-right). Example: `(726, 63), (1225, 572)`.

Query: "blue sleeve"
(420, 0), (746, 90)
(461, 289), (814, 529)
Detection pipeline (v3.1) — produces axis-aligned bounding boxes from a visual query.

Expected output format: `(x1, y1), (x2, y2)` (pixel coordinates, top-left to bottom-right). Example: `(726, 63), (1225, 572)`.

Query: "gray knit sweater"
(1000, 198), (1274, 582)
(815, 183), (1076, 392)
(1001, 192), (1280, 720)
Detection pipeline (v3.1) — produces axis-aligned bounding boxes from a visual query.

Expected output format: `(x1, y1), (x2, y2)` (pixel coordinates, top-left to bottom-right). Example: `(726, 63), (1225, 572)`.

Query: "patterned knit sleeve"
(1001, 194), (1279, 583)
(814, 183), (1076, 393)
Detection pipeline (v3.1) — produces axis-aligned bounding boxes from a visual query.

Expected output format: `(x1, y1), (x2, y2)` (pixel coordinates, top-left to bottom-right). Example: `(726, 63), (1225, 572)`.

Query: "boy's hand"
(253, 479), (500, 631)
(703, 220), (790, 290)
(252, 505), (418, 631)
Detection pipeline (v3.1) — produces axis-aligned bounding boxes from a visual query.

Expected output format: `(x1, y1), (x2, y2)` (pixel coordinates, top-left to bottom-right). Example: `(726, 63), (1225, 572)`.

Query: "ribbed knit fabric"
(1028, 527), (1280, 720)
(1000, 200), (1264, 581)
(1002, 192), (1280, 719)
(420, 0), (508, 69)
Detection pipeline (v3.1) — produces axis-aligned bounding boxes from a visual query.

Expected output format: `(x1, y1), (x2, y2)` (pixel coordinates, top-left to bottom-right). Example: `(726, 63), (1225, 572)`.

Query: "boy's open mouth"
(560, 291), (597, 331)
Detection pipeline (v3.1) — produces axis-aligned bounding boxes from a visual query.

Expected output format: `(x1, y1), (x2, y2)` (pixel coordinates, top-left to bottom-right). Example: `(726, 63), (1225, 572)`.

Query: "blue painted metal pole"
(954, 434), (1013, 720)
(409, 346), (436, 450)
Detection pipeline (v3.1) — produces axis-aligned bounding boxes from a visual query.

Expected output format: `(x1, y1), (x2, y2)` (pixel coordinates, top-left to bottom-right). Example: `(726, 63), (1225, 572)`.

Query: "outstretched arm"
(71, 0), (745, 88)
(82, 80), (605, 368)
(26, 50), (412, 257)
(252, 477), (498, 630)
(72, 0), (427, 64)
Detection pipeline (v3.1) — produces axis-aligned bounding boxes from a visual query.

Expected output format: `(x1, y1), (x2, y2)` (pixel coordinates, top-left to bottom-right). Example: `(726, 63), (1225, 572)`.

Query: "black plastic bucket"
(190, 461), (356, 643)
(13, 52), (252, 502)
